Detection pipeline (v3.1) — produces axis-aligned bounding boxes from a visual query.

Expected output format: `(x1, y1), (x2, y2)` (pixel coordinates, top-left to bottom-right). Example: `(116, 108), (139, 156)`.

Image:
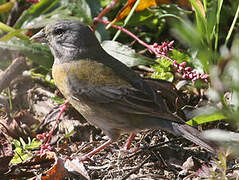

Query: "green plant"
(11, 137), (41, 164)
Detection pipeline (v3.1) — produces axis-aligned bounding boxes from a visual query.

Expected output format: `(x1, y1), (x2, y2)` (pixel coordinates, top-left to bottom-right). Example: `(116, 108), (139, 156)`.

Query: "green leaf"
(11, 138), (40, 164)
(0, 22), (28, 40)
(64, 130), (75, 139)
(170, 49), (190, 64)
(189, 0), (207, 39)
(86, 0), (101, 17)
(101, 40), (155, 67)
(21, 7), (80, 29)
(21, 0), (100, 33)
(11, 152), (33, 164)
(127, 10), (155, 27)
(15, 0), (59, 28)
(172, 20), (202, 48)
(0, 39), (53, 68)
(225, 2), (239, 46)
(14, 147), (23, 155)
(13, 139), (21, 147)
(66, 0), (92, 24)
(0, 29), (26, 41)
(19, 137), (26, 149)
(151, 71), (174, 81)
(186, 112), (227, 126)
(150, 58), (174, 81)
(24, 138), (42, 150)
(51, 96), (65, 104)
(206, 1), (217, 41)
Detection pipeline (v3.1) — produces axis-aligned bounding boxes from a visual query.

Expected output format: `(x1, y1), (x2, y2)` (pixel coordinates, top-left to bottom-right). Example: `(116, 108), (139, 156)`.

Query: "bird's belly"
(69, 98), (136, 133)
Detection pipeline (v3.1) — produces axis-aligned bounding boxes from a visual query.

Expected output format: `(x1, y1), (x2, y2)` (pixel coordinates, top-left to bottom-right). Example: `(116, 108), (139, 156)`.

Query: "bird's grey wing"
(69, 80), (184, 124)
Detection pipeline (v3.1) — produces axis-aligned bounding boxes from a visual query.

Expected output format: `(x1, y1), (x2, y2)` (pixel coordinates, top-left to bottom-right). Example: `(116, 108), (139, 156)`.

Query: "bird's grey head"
(31, 20), (102, 64)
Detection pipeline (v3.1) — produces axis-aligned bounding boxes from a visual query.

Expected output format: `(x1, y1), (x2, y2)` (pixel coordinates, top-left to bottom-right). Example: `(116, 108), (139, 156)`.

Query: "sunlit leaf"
(0, 22), (28, 40)
(51, 96), (65, 104)
(0, 29), (25, 41)
(0, 0), (15, 14)
(150, 58), (174, 81)
(15, 0), (59, 28)
(101, 40), (155, 67)
(189, 0), (207, 38)
(187, 112), (227, 126)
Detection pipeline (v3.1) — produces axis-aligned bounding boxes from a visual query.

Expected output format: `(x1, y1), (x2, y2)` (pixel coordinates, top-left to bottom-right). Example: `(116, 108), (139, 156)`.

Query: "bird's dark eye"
(53, 28), (65, 35)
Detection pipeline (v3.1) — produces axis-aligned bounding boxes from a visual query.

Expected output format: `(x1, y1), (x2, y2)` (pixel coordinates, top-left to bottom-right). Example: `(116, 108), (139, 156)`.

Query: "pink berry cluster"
(148, 41), (209, 83)
(26, 0), (40, 4)
(149, 41), (174, 57)
(172, 60), (209, 83)
(36, 132), (52, 153)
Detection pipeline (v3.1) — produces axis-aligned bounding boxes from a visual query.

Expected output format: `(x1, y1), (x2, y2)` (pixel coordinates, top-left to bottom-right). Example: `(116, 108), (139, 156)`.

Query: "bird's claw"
(79, 155), (93, 162)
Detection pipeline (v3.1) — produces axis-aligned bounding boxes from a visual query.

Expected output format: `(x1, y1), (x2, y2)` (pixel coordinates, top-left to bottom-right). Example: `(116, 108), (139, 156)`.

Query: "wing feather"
(70, 81), (184, 123)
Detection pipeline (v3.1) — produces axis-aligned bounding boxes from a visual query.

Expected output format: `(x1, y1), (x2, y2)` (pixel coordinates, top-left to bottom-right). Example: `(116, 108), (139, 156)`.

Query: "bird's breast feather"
(52, 59), (131, 96)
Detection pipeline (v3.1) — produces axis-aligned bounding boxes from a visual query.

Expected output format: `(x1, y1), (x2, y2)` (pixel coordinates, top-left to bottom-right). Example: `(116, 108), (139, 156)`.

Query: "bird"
(30, 19), (216, 160)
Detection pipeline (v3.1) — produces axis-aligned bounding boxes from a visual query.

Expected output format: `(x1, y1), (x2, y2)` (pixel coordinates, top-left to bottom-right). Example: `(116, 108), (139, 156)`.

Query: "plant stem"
(113, 0), (141, 41)
(214, 0), (224, 51)
(94, 0), (119, 23)
(225, 2), (239, 46)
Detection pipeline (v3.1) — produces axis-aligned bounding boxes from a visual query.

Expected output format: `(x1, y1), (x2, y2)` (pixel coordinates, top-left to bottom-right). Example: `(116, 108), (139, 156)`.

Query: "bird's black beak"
(30, 29), (47, 43)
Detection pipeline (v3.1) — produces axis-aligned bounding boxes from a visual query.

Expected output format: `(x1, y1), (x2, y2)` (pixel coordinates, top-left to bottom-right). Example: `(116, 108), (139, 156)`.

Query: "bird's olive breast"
(52, 59), (130, 97)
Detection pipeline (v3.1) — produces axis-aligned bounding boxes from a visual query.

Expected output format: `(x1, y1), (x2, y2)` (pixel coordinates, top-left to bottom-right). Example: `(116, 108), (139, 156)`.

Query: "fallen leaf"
(41, 152), (66, 180)
(182, 156), (202, 171)
(0, 110), (38, 140)
(65, 158), (90, 180)
(0, 131), (13, 174)
(17, 151), (67, 180)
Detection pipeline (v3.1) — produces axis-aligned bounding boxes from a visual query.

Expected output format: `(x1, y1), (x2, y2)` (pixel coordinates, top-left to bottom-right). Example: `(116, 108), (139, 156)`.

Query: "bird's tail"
(172, 122), (217, 153)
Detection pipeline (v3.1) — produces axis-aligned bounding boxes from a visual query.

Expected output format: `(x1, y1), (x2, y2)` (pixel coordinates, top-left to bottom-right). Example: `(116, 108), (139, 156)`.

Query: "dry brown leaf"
(20, 152), (67, 180)
(41, 152), (67, 180)
(0, 110), (38, 140)
(0, 131), (13, 174)
(65, 158), (90, 180)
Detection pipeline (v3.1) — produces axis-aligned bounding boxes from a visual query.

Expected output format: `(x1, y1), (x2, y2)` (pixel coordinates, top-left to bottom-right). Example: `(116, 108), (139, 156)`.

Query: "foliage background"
(0, 0), (239, 179)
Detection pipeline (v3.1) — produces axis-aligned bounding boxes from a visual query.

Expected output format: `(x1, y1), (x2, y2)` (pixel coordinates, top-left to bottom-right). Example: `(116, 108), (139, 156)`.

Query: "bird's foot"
(79, 155), (92, 162)
(79, 139), (113, 161)
(120, 146), (139, 154)
(117, 133), (139, 154)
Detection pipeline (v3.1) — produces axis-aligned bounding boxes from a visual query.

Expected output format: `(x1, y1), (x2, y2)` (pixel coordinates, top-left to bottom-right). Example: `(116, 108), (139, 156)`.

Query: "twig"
(93, 0), (119, 24)
(95, 19), (155, 53)
(0, 57), (27, 92)
(131, 174), (170, 180)
(137, 65), (155, 72)
(126, 137), (182, 159)
(146, 137), (182, 150)
(122, 155), (151, 180)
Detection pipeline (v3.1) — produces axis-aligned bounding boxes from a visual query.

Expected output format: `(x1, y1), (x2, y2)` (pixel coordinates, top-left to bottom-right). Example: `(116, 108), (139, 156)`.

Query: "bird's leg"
(124, 133), (136, 150)
(80, 139), (113, 161)
(120, 133), (139, 153)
